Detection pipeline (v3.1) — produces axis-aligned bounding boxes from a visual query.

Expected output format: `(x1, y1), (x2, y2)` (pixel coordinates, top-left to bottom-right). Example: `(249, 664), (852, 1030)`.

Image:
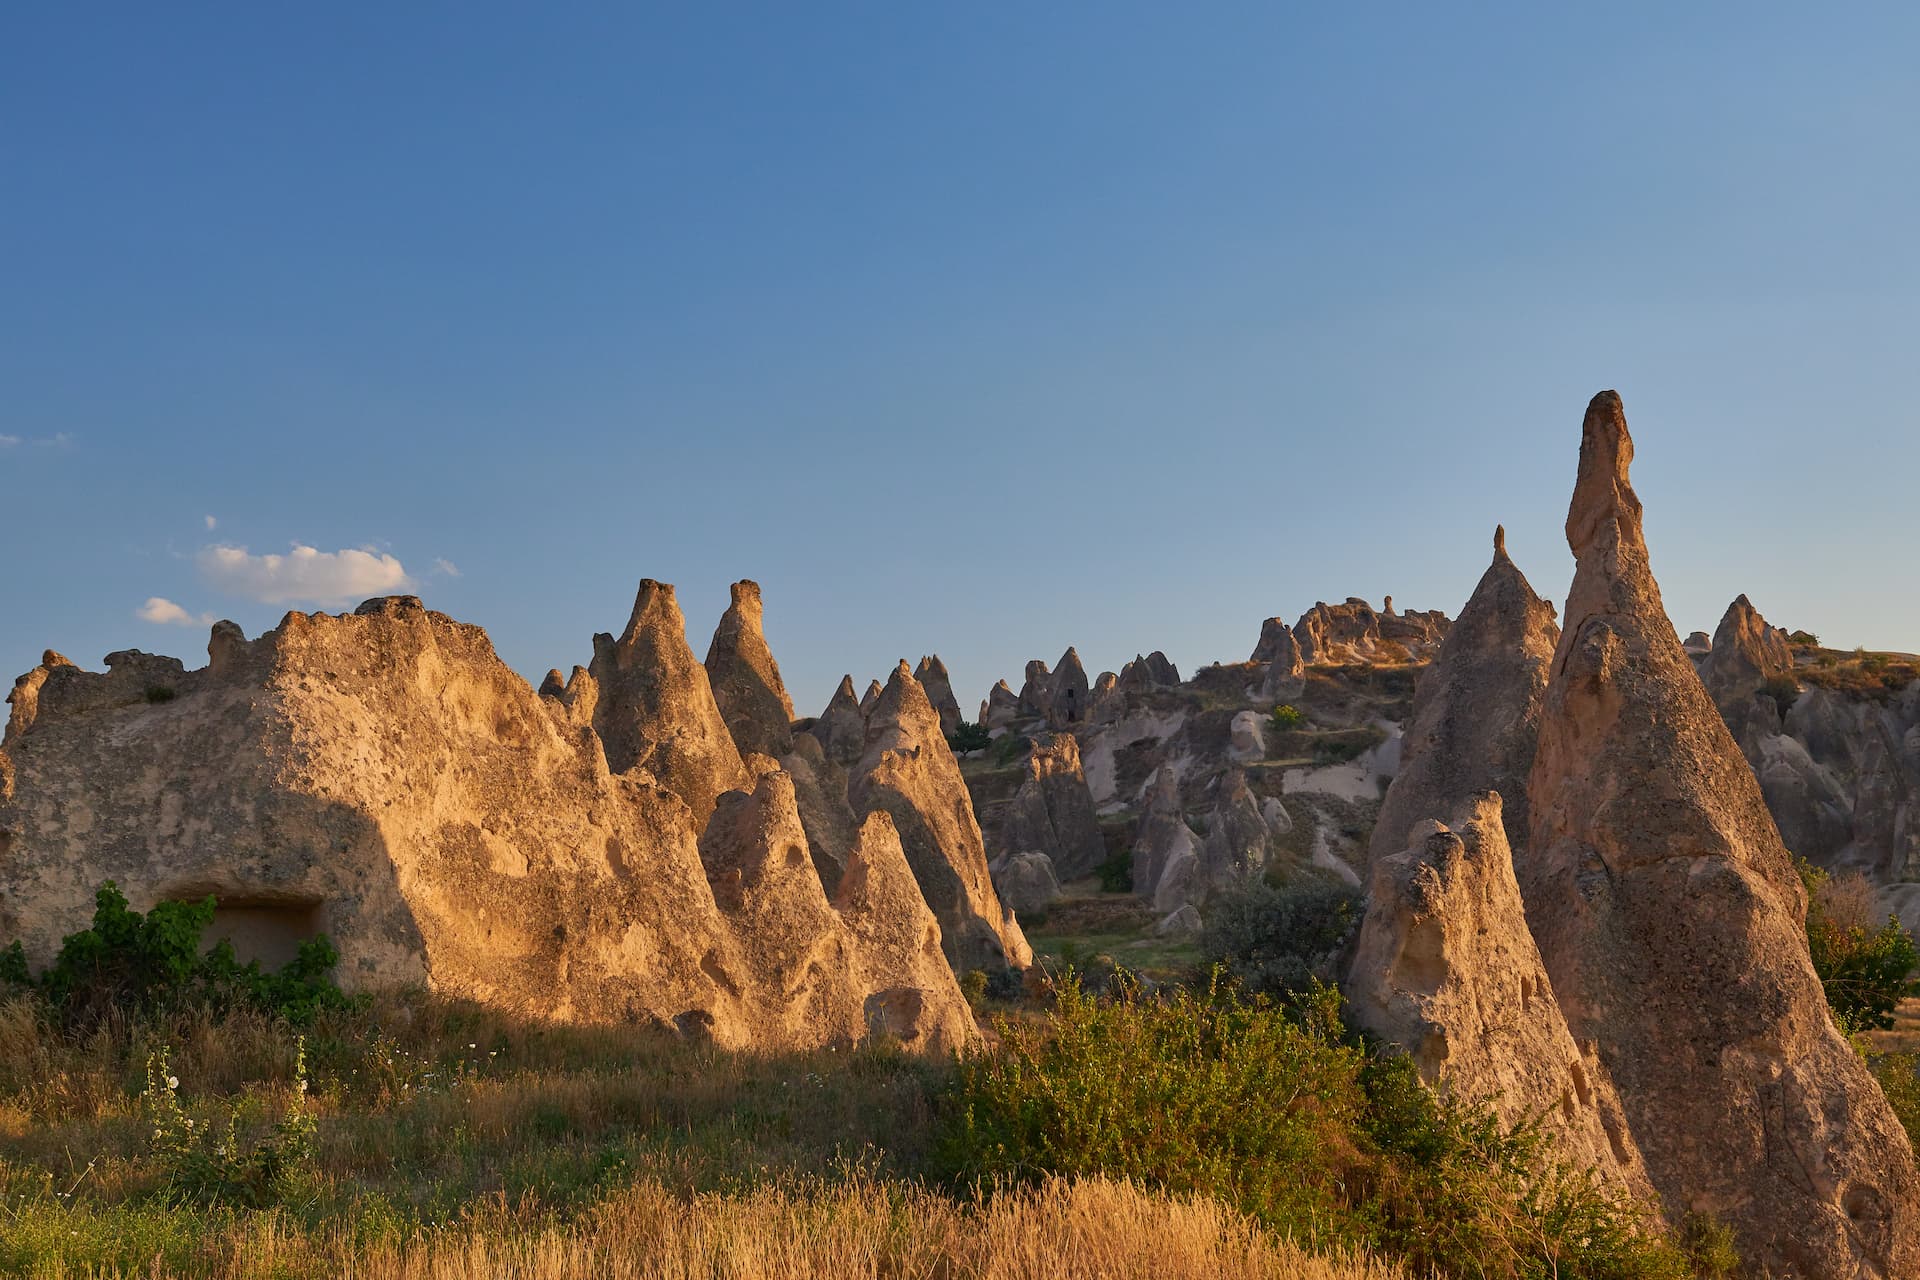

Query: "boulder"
(1370, 524), (1559, 864)
(1682, 630), (1713, 655)
(1228, 710), (1267, 763)
(590, 579), (748, 824)
(988, 850), (1061, 917)
(1524, 391), (1919, 1275)
(703, 580), (796, 759)
(1155, 904), (1202, 937)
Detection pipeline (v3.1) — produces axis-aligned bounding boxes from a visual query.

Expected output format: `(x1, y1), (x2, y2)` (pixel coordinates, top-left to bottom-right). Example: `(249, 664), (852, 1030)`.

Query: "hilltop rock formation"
(1525, 392), (1919, 1276)
(590, 580), (748, 824)
(704, 580), (796, 759)
(914, 656), (963, 735)
(1256, 622), (1305, 700)
(981, 680), (1020, 731)
(859, 679), (883, 718)
(997, 732), (1105, 882)
(849, 662), (1032, 973)
(1370, 525), (1559, 863)
(1117, 651), (1179, 691)
(0, 593), (977, 1054)
(809, 676), (868, 767)
(1698, 594), (1797, 748)
(1347, 793), (1648, 1196)
(1294, 599), (1381, 665)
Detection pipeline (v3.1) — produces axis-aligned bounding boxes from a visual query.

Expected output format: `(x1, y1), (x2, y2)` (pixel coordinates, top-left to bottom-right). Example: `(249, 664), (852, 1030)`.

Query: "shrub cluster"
(1199, 877), (1363, 998)
(1795, 859), (1920, 1031)
(944, 720), (994, 754)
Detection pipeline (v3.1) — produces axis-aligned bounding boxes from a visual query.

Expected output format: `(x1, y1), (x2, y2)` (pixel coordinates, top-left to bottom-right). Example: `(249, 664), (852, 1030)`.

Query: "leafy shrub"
(1762, 673), (1800, 715)
(1096, 848), (1134, 894)
(143, 1040), (315, 1207)
(1796, 858), (1920, 1031)
(1200, 878), (1363, 997)
(1269, 703), (1306, 731)
(1871, 1052), (1920, 1152)
(958, 969), (989, 1012)
(11, 882), (349, 1028)
(945, 720), (993, 754)
(992, 733), (1031, 768)
(937, 977), (1687, 1279)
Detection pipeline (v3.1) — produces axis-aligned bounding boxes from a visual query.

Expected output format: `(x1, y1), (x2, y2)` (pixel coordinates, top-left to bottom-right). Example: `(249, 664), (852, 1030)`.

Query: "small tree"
(1796, 858), (1920, 1031)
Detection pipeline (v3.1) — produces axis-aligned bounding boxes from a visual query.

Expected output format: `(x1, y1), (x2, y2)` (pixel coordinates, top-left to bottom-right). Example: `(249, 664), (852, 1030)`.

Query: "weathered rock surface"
(704, 580), (796, 759)
(849, 662), (1032, 973)
(860, 679), (883, 717)
(1294, 598), (1382, 665)
(981, 680), (1020, 730)
(1196, 769), (1271, 891)
(987, 850), (1060, 917)
(1117, 651), (1180, 691)
(998, 732), (1106, 882)
(914, 656), (963, 736)
(779, 732), (860, 891)
(1132, 764), (1200, 911)
(1524, 392), (1919, 1276)
(1256, 621), (1305, 700)
(1698, 594), (1797, 748)
(809, 676), (868, 767)
(1347, 793), (1648, 1196)
(0, 595), (977, 1055)
(590, 580), (748, 824)
(1370, 525), (1559, 864)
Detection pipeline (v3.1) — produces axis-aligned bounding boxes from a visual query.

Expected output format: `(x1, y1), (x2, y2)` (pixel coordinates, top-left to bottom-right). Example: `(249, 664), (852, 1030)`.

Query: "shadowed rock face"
(1370, 525), (1559, 865)
(849, 662), (1032, 973)
(998, 732), (1105, 882)
(1348, 792), (1649, 1198)
(1525, 392), (1919, 1276)
(981, 680), (1020, 730)
(590, 580), (748, 825)
(809, 676), (868, 767)
(1132, 765), (1199, 911)
(914, 656), (963, 736)
(0, 595), (977, 1055)
(705, 580), (796, 759)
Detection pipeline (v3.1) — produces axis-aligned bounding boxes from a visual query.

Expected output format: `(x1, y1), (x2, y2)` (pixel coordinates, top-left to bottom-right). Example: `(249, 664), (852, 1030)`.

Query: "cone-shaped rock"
(849, 662), (1032, 973)
(982, 679), (1020, 730)
(1525, 392), (1919, 1275)
(914, 655), (963, 736)
(1348, 792), (1649, 1197)
(1699, 594), (1798, 751)
(1196, 768), (1271, 893)
(859, 679), (883, 717)
(704, 580), (796, 759)
(1049, 647), (1090, 727)
(1370, 524), (1559, 865)
(590, 579), (748, 823)
(999, 732), (1106, 881)
(809, 676), (868, 767)
(780, 732), (860, 891)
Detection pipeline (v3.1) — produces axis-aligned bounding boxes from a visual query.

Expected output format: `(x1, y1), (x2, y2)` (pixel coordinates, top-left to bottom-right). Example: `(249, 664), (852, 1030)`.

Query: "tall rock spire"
(1525, 392), (1919, 1276)
(705, 579), (797, 758)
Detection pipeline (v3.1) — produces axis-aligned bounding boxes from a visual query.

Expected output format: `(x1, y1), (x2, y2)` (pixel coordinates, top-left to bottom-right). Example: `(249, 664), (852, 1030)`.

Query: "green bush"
(1096, 848), (1134, 894)
(992, 733), (1031, 768)
(936, 977), (1687, 1279)
(1200, 878), (1363, 997)
(945, 720), (993, 754)
(1796, 859), (1920, 1030)
(10, 882), (350, 1028)
(1870, 1052), (1920, 1152)
(1762, 673), (1800, 715)
(1269, 703), (1306, 731)
(143, 1040), (316, 1207)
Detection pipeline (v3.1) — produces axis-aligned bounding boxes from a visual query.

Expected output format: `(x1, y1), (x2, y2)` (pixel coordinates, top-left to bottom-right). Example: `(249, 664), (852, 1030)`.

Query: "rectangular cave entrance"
(202, 900), (325, 970)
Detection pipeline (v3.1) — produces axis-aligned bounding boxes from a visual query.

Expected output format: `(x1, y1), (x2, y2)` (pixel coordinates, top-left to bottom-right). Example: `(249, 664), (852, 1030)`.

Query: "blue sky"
(5, 4), (1917, 717)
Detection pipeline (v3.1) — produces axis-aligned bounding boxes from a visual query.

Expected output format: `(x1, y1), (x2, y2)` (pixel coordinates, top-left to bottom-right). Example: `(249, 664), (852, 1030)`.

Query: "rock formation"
(914, 656), (963, 735)
(859, 679), (883, 718)
(590, 580), (748, 824)
(1117, 651), (1180, 691)
(849, 662), (1032, 973)
(809, 676), (868, 767)
(997, 732), (1105, 882)
(981, 680), (1020, 730)
(779, 732), (860, 891)
(1256, 622), (1305, 701)
(1698, 594), (1797, 748)
(704, 580), (796, 759)
(0, 593), (977, 1055)
(987, 850), (1061, 917)
(1524, 391), (1919, 1276)
(1347, 792), (1648, 1196)
(1049, 648), (1090, 727)
(1196, 769), (1271, 890)
(1370, 525), (1559, 864)
(1294, 599), (1381, 665)
(1132, 765), (1200, 912)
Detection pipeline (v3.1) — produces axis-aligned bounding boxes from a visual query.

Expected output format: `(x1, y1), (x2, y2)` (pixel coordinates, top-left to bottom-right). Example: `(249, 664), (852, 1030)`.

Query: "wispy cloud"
(0, 435), (19, 447)
(198, 543), (413, 607)
(137, 597), (214, 627)
(0, 433), (74, 449)
(432, 557), (461, 578)
(204, 515), (218, 531)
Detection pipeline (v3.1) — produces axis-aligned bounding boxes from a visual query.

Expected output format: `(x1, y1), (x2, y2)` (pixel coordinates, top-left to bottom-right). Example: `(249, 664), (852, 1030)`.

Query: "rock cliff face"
(591, 580), (748, 825)
(849, 663), (1032, 973)
(1348, 792), (1648, 1197)
(1525, 392), (1919, 1277)
(0, 593), (977, 1054)
(1370, 526), (1558, 863)
(704, 580), (796, 759)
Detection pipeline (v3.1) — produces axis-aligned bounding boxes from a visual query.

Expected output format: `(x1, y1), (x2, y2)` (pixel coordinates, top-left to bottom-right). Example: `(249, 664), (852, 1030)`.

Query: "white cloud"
(0, 435), (19, 447)
(432, 557), (461, 577)
(137, 597), (214, 627)
(204, 515), (218, 531)
(198, 543), (413, 606)
(1, 433), (73, 449)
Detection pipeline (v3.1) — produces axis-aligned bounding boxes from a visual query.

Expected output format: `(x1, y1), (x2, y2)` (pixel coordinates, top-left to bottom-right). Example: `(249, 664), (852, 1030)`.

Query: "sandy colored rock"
(914, 655), (963, 736)
(809, 676), (868, 767)
(590, 579), (748, 824)
(780, 732), (860, 892)
(1524, 391), (1919, 1276)
(0, 597), (974, 1055)
(1257, 621), (1305, 700)
(1347, 793), (1648, 1196)
(1227, 710), (1266, 763)
(860, 679), (883, 718)
(1293, 599), (1381, 665)
(1049, 648), (1091, 727)
(999, 732), (1106, 882)
(850, 662), (1032, 973)
(982, 680), (1020, 730)
(704, 580), (796, 759)
(1370, 524), (1559, 864)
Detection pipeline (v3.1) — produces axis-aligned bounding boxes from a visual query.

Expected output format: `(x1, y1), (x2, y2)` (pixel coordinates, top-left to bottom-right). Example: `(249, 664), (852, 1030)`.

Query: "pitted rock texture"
(1525, 392), (1919, 1277)
(998, 732), (1106, 882)
(809, 676), (869, 767)
(704, 580), (796, 759)
(849, 662), (1032, 973)
(1348, 793), (1648, 1196)
(1370, 525), (1559, 864)
(0, 595), (977, 1055)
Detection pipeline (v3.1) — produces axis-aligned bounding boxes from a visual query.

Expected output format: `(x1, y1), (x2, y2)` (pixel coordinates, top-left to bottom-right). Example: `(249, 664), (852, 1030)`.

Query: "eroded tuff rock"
(849, 662), (1031, 973)
(1294, 599), (1382, 665)
(809, 676), (868, 767)
(859, 679), (883, 718)
(1117, 651), (1180, 691)
(1256, 621), (1305, 701)
(780, 732), (860, 891)
(981, 680), (1020, 730)
(998, 732), (1105, 882)
(590, 580), (747, 824)
(1347, 793), (1648, 1196)
(704, 580), (796, 759)
(1196, 769), (1271, 892)
(914, 656), (963, 735)
(1132, 765), (1200, 911)
(1525, 392), (1919, 1276)
(1370, 525), (1559, 864)
(1698, 594), (1797, 749)
(0, 596), (976, 1054)
(987, 850), (1061, 917)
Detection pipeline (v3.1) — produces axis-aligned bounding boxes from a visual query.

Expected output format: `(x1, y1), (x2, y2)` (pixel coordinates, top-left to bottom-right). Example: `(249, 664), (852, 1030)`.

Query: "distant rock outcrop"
(809, 676), (868, 767)
(849, 662), (1032, 973)
(1256, 622), (1305, 701)
(914, 655), (963, 736)
(997, 732), (1105, 882)
(1196, 769), (1272, 891)
(1524, 392), (1919, 1276)
(981, 680), (1020, 730)
(1132, 765), (1200, 912)
(1698, 594), (1797, 747)
(0, 592), (977, 1055)
(1370, 525), (1558, 864)
(704, 580), (797, 759)
(1348, 792), (1648, 1197)
(591, 580), (748, 824)
(1117, 651), (1180, 691)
